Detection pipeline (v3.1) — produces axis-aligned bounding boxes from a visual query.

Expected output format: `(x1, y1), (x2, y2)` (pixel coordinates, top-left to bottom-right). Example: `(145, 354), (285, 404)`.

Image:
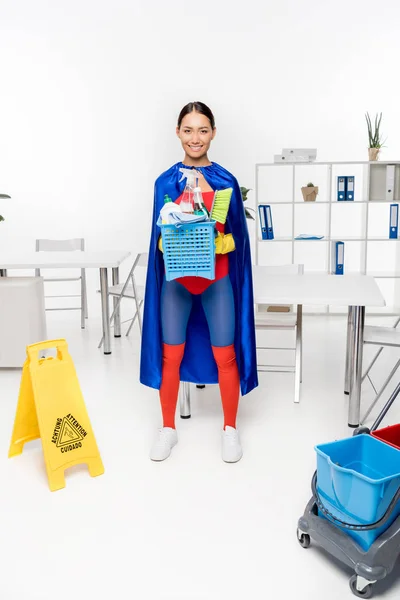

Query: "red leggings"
(160, 343), (240, 429)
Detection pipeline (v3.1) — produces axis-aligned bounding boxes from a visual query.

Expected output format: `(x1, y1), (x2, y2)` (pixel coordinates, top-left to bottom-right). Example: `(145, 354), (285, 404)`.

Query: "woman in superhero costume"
(140, 101), (258, 462)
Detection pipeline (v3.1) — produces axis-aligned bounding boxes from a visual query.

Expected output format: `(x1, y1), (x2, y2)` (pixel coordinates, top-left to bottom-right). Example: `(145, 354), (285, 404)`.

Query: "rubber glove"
(215, 232), (235, 254)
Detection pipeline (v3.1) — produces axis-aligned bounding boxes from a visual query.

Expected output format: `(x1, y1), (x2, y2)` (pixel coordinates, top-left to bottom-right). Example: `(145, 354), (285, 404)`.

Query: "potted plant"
(240, 186), (255, 219)
(365, 112), (386, 161)
(301, 182), (318, 202)
(0, 193), (10, 222)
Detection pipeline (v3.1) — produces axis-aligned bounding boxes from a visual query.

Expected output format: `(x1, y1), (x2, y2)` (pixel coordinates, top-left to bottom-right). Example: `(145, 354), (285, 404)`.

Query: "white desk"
(252, 268), (386, 427)
(0, 251), (130, 355)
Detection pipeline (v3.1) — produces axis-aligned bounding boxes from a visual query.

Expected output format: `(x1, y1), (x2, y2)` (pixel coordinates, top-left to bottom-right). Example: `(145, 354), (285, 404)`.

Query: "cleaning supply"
(193, 186), (209, 218)
(163, 212), (208, 228)
(159, 194), (182, 224)
(210, 188), (233, 224)
(179, 168), (196, 214)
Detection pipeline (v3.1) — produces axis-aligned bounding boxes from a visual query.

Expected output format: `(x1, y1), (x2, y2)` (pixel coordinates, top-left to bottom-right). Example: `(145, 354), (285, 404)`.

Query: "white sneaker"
(222, 426), (243, 463)
(150, 427), (178, 461)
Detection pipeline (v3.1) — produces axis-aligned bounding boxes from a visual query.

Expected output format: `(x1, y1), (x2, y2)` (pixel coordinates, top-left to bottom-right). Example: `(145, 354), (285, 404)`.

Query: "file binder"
(386, 165), (395, 202)
(331, 241), (344, 274)
(265, 205), (274, 239)
(258, 205), (268, 240)
(345, 176), (355, 201)
(258, 205), (274, 239)
(389, 203), (398, 239)
(337, 177), (346, 201)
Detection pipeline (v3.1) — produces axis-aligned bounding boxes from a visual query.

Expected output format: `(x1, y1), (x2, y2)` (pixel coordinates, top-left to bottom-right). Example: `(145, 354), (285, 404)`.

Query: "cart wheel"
(353, 426), (370, 436)
(349, 575), (373, 598)
(297, 530), (310, 548)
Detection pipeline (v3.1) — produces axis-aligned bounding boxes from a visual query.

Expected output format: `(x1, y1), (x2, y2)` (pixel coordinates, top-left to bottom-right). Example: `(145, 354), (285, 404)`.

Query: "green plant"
(0, 193), (11, 222)
(240, 186), (255, 220)
(306, 182), (315, 187)
(365, 112), (386, 148)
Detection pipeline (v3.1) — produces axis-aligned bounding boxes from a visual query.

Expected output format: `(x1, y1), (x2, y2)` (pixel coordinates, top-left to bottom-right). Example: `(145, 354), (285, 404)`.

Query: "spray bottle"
(159, 194), (181, 223)
(193, 186), (209, 218)
(179, 168), (196, 214)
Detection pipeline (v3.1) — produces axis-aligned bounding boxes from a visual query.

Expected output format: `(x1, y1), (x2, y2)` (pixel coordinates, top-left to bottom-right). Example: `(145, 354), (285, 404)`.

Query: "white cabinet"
(0, 277), (47, 367)
(254, 161), (400, 315)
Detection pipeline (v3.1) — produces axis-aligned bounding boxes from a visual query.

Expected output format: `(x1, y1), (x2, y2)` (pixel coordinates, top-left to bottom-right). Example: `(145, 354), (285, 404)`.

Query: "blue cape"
(139, 161), (258, 396)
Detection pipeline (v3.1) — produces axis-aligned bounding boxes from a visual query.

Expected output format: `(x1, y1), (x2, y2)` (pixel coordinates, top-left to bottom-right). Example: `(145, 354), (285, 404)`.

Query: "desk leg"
(347, 305), (365, 428)
(294, 304), (302, 404)
(112, 267), (121, 338)
(100, 268), (111, 355)
(344, 307), (352, 395)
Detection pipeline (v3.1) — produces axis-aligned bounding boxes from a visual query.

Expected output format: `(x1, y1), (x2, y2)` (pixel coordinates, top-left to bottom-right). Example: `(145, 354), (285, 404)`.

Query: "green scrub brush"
(210, 188), (233, 224)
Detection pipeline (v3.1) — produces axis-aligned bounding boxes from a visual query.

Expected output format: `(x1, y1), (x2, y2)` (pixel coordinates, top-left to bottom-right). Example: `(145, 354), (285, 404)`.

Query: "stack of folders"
(331, 241), (344, 275)
(390, 203), (399, 239)
(258, 205), (274, 240)
(337, 176), (355, 201)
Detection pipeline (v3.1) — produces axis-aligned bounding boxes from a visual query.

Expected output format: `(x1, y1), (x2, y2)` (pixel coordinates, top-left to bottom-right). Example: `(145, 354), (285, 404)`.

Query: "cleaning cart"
(297, 381), (400, 598)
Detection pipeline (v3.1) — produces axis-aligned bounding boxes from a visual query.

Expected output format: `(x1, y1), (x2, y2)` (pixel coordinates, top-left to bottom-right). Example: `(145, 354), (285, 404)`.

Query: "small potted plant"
(365, 112), (386, 161)
(0, 193), (11, 222)
(301, 182), (318, 202)
(240, 186), (255, 219)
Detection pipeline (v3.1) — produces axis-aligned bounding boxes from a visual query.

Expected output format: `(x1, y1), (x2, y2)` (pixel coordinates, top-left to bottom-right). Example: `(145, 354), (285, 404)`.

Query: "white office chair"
(360, 314), (400, 425)
(97, 252), (148, 348)
(254, 264), (304, 404)
(35, 238), (88, 329)
(178, 264), (305, 419)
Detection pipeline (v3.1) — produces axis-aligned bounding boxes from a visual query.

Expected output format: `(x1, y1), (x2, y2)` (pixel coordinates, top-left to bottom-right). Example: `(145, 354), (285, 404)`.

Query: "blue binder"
(337, 177), (346, 201)
(258, 205), (268, 240)
(265, 205), (274, 239)
(389, 203), (399, 239)
(345, 176), (355, 201)
(331, 241), (344, 275)
(258, 204), (274, 239)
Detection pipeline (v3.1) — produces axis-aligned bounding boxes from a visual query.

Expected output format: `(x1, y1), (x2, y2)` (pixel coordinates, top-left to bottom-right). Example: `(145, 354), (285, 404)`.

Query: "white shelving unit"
(254, 160), (400, 315)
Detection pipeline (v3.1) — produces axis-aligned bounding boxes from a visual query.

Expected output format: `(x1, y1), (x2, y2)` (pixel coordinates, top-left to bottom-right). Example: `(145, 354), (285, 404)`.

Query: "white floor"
(1, 309), (400, 600)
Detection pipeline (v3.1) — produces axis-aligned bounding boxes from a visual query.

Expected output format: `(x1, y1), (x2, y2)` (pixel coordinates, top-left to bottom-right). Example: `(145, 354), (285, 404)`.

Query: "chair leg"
(80, 275), (85, 329)
(125, 316), (137, 337)
(367, 374), (378, 395)
(130, 274), (143, 334)
(179, 382), (191, 419)
(362, 347), (384, 383)
(83, 269), (88, 319)
(126, 300), (143, 337)
(360, 358), (400, 425)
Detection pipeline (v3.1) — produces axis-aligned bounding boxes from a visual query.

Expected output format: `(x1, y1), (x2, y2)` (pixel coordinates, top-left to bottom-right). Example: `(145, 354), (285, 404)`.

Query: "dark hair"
(177, 101), (216, 129)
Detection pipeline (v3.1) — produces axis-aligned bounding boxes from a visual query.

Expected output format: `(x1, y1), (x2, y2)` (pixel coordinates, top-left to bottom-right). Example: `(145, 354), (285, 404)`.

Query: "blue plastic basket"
(315, 434), (400, 550)
(160, 221), (216, 282)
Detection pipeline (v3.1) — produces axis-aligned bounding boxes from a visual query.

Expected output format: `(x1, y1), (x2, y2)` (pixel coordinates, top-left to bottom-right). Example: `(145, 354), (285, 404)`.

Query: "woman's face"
(176, 111), (216, 162)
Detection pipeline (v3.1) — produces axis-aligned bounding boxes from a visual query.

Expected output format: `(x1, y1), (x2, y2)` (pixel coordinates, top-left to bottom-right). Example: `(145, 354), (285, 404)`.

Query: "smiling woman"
(176, 101), (216, 170)
(140, 101), (258, 464)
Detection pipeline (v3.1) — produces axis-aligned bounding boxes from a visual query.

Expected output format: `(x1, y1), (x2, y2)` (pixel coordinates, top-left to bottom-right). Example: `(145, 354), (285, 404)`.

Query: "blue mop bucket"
(315, 434), (400, 550)
(161, 221), (216, 282)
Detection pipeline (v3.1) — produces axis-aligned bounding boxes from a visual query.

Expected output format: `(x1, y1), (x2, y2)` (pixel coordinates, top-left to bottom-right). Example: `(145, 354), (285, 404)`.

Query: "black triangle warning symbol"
(56, 418), (83, 447)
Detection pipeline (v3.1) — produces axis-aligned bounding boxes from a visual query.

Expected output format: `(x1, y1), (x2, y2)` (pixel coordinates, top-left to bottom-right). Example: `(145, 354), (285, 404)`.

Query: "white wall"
(1, 0), (400, 315)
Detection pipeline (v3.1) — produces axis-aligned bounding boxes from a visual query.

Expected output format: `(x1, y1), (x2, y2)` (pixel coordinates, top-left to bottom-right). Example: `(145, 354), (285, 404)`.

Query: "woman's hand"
(159, 232), (235, 254)
(215, 232), (235, 254)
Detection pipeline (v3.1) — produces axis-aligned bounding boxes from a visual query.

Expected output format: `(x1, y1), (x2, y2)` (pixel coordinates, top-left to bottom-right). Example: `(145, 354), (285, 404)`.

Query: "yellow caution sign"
(8, 339), (104, 491)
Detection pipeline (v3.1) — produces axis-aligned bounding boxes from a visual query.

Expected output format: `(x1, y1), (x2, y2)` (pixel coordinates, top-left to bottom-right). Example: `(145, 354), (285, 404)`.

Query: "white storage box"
(0, 277), (47, 367)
